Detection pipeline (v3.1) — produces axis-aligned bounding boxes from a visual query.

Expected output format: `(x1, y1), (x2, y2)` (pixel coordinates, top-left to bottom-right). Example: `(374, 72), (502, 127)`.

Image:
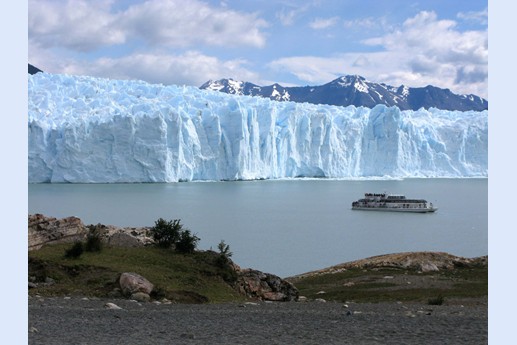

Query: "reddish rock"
(237, 268), (298, 302)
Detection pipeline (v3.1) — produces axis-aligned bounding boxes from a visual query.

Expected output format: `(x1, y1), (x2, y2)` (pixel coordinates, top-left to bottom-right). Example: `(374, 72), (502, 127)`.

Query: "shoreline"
(29, 295), (487, 345)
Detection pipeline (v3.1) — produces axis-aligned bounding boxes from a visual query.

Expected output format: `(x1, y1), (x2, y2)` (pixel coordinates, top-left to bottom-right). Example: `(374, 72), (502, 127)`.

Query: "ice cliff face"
(28, 73), (488, 183)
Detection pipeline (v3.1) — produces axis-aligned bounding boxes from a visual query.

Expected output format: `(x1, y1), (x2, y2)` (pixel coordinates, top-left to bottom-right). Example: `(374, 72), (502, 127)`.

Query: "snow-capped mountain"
(200, 78), (292, 101)
(200, 75), (488, 111)
(29, 72), (487, 183)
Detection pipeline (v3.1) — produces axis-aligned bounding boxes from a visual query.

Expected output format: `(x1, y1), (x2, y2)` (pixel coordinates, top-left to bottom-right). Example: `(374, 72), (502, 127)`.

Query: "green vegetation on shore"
(287, 265), (487, 304)
(29, 243), (243, 303)
(28, 216), (487, 305)
(30, 242), (488, 305)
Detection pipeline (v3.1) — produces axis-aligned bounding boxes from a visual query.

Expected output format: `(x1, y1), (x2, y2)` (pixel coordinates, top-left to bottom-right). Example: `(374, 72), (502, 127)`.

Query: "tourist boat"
(351, 193), (437, 213)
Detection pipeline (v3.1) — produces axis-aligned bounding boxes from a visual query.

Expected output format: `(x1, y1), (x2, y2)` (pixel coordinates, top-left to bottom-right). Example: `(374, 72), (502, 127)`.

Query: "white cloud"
(457, 7), (488, 25)
(309, 17), (339, 30)
(343, 17), (376, 29)
(119, 0), (268, 48)
(29, 0), (268, 51)
(276, 3), (311, 26)
(55, 51), (260, 87)
(342, 16), (393, 33)
(364, 11), (487, 95)
(268, 55), (349, 83)
(269, 11), (488, 98)
(29, 0), (269, 87)
(29, 0), (126, 52)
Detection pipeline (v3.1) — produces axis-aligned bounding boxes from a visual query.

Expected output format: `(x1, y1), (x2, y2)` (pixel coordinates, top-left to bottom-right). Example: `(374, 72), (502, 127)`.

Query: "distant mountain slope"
(200, 75), (487, 111)
(28, 64), (43, 75)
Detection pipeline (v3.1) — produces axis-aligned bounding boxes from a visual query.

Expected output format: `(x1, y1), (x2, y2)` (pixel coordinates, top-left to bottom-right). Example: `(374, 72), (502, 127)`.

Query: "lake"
(28, 178), (487, 277)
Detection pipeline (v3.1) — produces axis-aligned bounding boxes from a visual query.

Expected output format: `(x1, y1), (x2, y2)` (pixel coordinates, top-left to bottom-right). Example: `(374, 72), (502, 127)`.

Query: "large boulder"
(119, 272), (154, 297)
(236, 269), (298, 302)
(28, 214), (88, 251)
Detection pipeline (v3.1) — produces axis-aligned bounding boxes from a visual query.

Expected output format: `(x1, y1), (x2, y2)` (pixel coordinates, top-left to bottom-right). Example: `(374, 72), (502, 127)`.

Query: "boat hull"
(352, 207), (437, 213)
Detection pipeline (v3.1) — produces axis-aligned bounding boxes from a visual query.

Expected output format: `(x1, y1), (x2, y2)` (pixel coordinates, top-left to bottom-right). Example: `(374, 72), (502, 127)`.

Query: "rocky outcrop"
(87, 223), (154, 247)
(28, 214), (88, 251)
(236, 269), (299, 302)
(291, 252), (488, 279)
(342, 252), (488, 272)
(28, 214), (154, 250)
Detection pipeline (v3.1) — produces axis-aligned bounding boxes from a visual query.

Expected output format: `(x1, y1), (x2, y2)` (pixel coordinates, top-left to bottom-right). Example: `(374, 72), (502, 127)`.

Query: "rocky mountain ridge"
(200, 75), (488, 111)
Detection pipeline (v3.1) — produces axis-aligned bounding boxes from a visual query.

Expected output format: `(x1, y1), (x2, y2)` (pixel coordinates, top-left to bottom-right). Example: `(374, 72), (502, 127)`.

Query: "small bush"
(216, 240), (233, 268)
(151, 218), (182, 248)
(175, 230), (200, 254)
(214, 240), (237, 283)
(151, 218), (200, 254)
(428, 295), (445, 305)
(217, 240), (233, 258)
(64, 242), (84, 259)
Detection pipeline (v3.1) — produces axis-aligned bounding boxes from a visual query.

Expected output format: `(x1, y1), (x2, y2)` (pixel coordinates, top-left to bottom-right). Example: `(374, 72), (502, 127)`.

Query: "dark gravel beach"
(29, 296), (487, 345)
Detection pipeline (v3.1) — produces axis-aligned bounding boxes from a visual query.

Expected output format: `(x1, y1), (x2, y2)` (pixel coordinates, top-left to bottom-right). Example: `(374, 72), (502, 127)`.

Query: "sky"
(28, 0), (488, 99)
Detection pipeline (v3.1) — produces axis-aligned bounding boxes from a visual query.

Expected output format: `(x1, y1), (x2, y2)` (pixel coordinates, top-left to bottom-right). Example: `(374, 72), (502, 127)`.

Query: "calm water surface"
(29, 179), (487, 277)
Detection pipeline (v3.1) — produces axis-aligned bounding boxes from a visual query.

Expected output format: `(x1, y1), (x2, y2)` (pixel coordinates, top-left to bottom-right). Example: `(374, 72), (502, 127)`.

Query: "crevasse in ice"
(28, 73), (488, 183)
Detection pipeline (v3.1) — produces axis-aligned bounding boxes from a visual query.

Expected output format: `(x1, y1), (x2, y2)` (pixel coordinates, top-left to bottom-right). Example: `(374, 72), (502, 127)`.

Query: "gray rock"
(108, 232), (144, 247)
(119, 272), (154, 297)
(44, 277), (56, 285)
(104, 302), (123, 310)
(419, 263), (439, 272)
(131, 292), (151, 302)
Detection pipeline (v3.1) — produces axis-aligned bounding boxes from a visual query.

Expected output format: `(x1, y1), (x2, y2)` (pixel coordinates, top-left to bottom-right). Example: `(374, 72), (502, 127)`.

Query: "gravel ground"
(28, 296), (487, 345)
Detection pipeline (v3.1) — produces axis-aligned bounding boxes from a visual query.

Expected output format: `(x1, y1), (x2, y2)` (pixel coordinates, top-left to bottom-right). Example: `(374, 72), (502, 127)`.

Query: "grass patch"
(29, 243), (244, 303)
(288, 267), (487, 304)
(428, 295), (445, 305)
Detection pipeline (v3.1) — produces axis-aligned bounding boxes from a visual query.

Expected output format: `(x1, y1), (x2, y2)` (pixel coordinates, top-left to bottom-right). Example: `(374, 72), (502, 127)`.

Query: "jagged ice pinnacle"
(28, 73), (488, 183)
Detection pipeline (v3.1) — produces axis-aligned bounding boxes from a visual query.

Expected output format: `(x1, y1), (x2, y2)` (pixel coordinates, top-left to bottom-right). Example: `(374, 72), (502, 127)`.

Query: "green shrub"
(216, 240), (233, 267)
(217, 240), (232, 258)
(151, 218), (182, 248)
(150, 218), (200, 254)
(214, 240), (237, 283)
(175, 230), (200, 254)
(64, 242), (84, 259)
(428, 295), (445, 305)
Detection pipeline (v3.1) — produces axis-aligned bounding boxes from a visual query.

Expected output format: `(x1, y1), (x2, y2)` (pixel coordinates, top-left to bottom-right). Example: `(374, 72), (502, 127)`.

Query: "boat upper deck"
(360, 193), (428, 203)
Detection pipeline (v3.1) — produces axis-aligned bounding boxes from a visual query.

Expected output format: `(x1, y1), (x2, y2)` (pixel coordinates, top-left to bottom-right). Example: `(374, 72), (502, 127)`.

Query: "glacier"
(28, 73), (488, 183)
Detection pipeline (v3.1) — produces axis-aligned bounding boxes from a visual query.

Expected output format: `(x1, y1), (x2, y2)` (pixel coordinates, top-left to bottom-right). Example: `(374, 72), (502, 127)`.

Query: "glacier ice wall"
(28, 73), (488, 183)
